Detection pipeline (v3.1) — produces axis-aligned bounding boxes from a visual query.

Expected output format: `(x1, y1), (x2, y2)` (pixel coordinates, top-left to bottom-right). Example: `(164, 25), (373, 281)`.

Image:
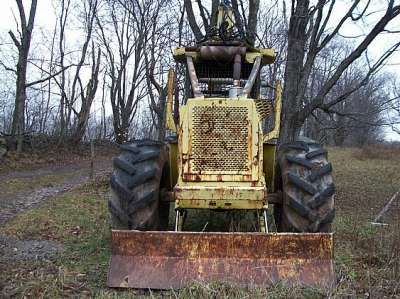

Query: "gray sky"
(0, 0), (399, 140)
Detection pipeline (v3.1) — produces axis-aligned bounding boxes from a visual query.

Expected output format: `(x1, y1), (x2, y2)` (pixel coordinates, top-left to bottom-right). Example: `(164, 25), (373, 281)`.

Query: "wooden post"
(371, 191), (400, 225)
(90, 140), (94, 180)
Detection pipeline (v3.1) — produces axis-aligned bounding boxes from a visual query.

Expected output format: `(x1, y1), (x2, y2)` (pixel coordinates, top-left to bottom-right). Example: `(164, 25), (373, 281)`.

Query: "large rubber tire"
(277, 140), (335, 232)
(108, 140), (170, 230)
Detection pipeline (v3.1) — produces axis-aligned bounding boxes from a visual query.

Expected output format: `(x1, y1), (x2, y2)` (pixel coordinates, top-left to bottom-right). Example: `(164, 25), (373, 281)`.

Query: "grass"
(0, 173), (77, 196)
(0, 141), (118, 174)
(351, 143), (400, 161)
(0, 177), (111, 297)
(329, 147), (400, 297)
(1, 147), (400, 298)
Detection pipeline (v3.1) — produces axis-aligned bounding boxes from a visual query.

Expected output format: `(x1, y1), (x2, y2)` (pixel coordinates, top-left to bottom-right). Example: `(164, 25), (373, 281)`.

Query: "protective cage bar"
(107, 230), (335, 289)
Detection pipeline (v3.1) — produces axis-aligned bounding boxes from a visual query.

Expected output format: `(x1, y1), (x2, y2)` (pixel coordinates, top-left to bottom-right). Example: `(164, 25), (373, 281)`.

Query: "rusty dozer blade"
(107, 230), (334, 289)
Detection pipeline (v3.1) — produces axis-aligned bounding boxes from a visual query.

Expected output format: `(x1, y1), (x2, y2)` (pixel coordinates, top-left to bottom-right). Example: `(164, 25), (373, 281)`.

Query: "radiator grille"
(191, 105), (250, 172)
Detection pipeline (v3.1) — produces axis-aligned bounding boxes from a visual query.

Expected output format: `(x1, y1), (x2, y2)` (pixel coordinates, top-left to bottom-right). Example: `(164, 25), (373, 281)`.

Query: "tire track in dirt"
(0, 159), (111, 224)
(0, 159), (112, 264)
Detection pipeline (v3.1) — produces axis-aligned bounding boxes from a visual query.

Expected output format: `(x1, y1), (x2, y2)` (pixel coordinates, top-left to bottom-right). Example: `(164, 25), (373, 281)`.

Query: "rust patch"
(182, 174), (202, 181)
(107, 231), (335, 289)
(184, 100), (253, 180)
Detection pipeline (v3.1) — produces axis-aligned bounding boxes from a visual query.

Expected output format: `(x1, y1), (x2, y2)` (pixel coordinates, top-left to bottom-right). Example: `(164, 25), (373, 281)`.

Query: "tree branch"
(231, 0), (245, 39)
(8, 30), (20, 48)
(0, 60), (17, 73)
(210, 0), (219, 28)
(15, 0), (27, 30)
(247, 0), (260, 45)
(299, 4), (400, 122)
(27, 0), (38, 31)
(25, 65), (74, 88)
(184, 0), (204, 42)
(196, 0), (209, 32)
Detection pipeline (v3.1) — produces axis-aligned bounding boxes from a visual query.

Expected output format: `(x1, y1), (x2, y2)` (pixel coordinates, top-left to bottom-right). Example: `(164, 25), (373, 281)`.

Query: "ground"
(0, 146), (399, 298)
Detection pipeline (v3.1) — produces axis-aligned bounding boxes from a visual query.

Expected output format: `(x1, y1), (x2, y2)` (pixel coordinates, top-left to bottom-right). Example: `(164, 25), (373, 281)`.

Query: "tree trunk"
(279, 0), (310, 144)
(11, 59), (27, 152)
(71, 107), (91, 144)
(156, 89), (167, 142)
(114, 121), (129, 144)
(9, 0), (38, 153)
(71, 48), (100, 144)
(246, 0), (260, 45)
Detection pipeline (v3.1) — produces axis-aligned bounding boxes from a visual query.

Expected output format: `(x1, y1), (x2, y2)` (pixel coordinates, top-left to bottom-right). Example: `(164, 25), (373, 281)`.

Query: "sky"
(0, 0), (399, 140)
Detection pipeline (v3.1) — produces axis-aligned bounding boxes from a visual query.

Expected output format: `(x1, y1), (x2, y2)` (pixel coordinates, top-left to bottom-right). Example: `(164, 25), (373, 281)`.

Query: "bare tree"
(184, 0), (261, 45)
(141, 0), (174, 141)
(280, 0), (400, 143)
(96, 1), (150, 143)
(58, 0), (70, 139)
(8, 0), (38, 152)
(71, 44), (101, 143)
(389, 81), (400, 136)
(184, 0), (204, 42)
(53, 0), (100, 144)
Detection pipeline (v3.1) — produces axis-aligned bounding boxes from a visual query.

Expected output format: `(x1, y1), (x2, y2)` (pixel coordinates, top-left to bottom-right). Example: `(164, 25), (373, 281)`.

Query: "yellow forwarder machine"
(107, 3), (335, 289)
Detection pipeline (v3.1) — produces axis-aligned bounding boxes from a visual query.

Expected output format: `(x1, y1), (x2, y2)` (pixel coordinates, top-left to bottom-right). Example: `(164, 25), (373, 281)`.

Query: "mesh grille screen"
(191, 105), (250, 172)
(195, 62), (253, 97)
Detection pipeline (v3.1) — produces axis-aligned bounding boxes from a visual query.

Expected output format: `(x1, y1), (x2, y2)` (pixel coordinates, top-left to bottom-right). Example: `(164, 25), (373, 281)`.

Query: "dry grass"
(1, 147), (400, 298)
(0, 173), (76, 196)
(352, 143), (400, 161)
(0, 141), (118, 174)
(330, 147), (400, 297)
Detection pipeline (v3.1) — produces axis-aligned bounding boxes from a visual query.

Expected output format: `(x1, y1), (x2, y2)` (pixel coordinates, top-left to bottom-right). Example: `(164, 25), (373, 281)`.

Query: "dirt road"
(0, 158), (112, 224)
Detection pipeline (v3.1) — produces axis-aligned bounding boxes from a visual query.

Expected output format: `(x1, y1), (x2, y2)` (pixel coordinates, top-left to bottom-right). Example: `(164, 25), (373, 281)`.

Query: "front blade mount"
(107, 230), (334, 289)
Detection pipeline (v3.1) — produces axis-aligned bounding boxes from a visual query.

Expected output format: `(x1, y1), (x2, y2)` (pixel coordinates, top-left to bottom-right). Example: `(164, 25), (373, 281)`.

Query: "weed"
(1, 148), (400, 297)
(352, 143), (400, 161)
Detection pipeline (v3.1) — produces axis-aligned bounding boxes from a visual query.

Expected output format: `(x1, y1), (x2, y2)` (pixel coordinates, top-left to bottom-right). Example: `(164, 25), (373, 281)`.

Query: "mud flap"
(107, 230), (334, 289)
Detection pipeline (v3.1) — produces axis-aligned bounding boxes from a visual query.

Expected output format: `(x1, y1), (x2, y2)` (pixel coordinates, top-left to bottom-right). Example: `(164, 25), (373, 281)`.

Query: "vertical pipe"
(233, 53), (241, 87)
(263, 210), (269, 233)
(264, 80), (282, 141)
(165, 69), (176, 131)
(243, 56), (261, 97)
(186, 56), (203, 98)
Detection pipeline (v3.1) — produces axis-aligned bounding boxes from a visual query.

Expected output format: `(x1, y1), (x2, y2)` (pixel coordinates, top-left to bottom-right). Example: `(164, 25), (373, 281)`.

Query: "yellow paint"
(167, 142), (179, 188)
(173, 48), (198, 62)
(172, 97), (271, 210)
(177, 199), (264, 210)
(165, 69), (176, 132)
(263, 143), (276, 192)
(244, 50), (275, 64)
(167, 51), (283, 211)
(180, 98), (261, 182)
(175, 181), (265, 201)
(264, 80), (282, 141)
(217, 5), (233, 30)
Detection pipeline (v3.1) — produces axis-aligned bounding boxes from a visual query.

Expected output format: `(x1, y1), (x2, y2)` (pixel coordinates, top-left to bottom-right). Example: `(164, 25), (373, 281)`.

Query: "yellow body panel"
(167, 87), (282, 209)
(263, 143), (277, 192)
(179, 98), (262, 182)
(176, 199), (265, 210)
(165, 69), (176, 132)
(168, 142), (179, 188)
(175, 178), (266, 210)
(264, 81), (282, 141)
(166, 46), (282, 210)
(174, 97), (268, 209)
(244, 49), (276, 64)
